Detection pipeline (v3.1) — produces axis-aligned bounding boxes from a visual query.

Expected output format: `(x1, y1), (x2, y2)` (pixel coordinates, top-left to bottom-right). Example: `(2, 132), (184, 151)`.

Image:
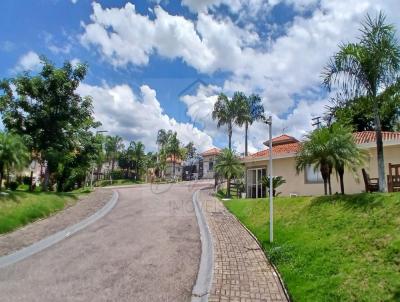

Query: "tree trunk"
(328, 166), (332, 195)
(320, 164), (329, 195)
(245, 122), (249, 156)
(374, 110), (387, 192)
(42, 166), (50, 192)
(0, 171), (3, 192)
(111, 158), (115, 172)
(173, 160), (176, 178)
(29, 170), (34, 192)
(228, 123), (232, 150)
(227, 177), (231, 197)
(338, 165), (345, 195)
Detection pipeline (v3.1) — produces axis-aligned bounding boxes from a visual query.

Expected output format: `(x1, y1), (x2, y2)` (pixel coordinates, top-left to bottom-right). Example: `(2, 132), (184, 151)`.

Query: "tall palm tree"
(129, 141), (145, 180)
(235, 92), (265, 156)
(166, 132), (181, 177)
(296, 127), (334, 195)
(323, 12), (400, 192)
(105, 135), (124, 172)
(0, 132), (29, 190)
(215, 148), (243, 198)
(212, 93), (238, 150)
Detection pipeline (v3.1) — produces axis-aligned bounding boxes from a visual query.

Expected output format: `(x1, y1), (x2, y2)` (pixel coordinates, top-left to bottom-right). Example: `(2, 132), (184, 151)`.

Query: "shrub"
(7, 181), (19, 191)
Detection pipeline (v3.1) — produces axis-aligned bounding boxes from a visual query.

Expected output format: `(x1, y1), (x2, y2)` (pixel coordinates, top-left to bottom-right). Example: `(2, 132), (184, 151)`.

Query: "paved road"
(0, 182), (209, 302)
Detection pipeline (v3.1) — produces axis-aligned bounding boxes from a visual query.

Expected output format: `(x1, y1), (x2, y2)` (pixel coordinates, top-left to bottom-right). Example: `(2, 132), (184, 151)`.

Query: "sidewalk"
(198, 189), (288, 302)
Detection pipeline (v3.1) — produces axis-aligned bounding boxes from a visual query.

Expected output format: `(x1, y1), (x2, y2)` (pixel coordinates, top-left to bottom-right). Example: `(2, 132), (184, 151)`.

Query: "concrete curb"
(191, 189), (214, 302)
(0, 190), (119, 269)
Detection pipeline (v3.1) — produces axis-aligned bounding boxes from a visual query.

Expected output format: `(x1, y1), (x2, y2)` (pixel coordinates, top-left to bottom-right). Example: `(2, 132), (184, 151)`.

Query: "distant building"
(200, 148), (221, 179)
(165, 155), (182, 179)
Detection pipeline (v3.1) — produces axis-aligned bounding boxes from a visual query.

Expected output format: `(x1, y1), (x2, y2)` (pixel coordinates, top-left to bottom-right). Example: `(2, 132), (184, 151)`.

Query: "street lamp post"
(265, 116), (274, 243)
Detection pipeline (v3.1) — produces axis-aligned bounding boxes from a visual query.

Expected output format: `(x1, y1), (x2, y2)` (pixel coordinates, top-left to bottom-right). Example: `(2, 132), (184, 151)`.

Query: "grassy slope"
(0, 191), (79, 234)
(224, 193), (400, 301)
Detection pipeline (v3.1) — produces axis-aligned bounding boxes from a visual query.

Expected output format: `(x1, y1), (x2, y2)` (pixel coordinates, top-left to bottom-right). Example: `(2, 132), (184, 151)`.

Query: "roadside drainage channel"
(0, 190), (119, 269)
(191, 188), (214, 302)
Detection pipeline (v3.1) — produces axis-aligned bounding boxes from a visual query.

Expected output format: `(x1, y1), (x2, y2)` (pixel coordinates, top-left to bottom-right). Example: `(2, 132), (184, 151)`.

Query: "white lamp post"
(265, 116), (274, 243)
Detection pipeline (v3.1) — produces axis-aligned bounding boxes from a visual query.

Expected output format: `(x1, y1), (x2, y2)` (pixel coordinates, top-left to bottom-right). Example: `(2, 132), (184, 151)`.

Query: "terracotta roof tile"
(264, 134), (299, 146)
(201, 147), (221, 157)
(353, 131), (400, 144)
(248, 142), (301, 159)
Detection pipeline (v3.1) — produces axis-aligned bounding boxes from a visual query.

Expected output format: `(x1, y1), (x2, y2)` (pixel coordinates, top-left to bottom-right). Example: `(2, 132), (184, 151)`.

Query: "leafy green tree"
(0, 58), (99, 191)
(185, 141), (197, 160)
(323, 12), (400, 192)
(215, 148), (243, 198)
(235, 92), (265, 156)
(328, 124), (367, 194)
(129, 141), (145, 180)
(296, 127), (334, 195)
(327, 83), (400, 131)
(166, 132), (181, 177)
(0, 132), (29, 191)
(262, 176), (286, 197)
(156, 129), (172, 149)
(105, 135), (124, 172)
(212, 93), (238, 150)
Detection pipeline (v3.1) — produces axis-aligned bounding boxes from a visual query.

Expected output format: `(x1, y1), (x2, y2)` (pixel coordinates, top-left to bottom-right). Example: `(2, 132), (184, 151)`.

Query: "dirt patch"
(0, 189), (113, 257)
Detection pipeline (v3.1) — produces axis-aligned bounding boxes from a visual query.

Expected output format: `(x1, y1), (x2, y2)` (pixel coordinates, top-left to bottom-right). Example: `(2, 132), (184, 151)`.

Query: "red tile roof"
(264, 134), (299, 146)
(201, 147), (221, 157)
(354, 131), (400, 144)
(248, 142), (301, 159)
(246, 131), (400, 160)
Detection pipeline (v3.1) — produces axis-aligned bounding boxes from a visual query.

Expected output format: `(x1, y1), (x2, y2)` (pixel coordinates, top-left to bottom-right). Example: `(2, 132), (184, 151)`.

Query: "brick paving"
(198, 189), (288, 302)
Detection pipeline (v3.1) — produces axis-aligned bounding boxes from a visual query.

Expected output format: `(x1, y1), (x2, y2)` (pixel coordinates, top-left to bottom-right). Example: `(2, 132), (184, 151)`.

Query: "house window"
(208, 160), (214, 171)
(305, 165), (323, 183)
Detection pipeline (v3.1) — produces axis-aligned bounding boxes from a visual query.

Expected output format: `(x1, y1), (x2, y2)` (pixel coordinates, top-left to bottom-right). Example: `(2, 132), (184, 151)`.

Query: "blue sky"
(1, 0), (399, 152)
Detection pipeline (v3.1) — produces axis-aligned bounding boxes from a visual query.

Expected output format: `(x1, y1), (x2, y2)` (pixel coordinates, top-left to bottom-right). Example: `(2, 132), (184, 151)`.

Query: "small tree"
(296, 127), (334, 195)
(262, 176), (286, 197)
(0, 132), (29, 191)
(215, 149), (243, 198)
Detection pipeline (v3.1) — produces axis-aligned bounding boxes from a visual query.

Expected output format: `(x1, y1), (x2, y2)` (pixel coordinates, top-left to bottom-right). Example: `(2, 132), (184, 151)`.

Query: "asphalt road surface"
(0, 181), (209, 302)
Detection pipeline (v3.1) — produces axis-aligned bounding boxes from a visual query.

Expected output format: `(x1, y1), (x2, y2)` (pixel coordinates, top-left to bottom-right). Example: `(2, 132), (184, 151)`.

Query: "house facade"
(165, 155), (182, 179)
(201, 148), (221, 179)
(241, 132), (400, 197)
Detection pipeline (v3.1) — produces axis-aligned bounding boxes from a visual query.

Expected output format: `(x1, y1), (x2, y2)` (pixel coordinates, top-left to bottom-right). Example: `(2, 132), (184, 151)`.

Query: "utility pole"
(264, 116), (273, 243)
(312, 116), (322, 129)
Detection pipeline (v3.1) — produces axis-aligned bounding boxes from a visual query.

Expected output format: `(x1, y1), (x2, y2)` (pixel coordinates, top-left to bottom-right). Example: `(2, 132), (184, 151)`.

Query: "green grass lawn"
(0, 191), (80, 234)
(223, 193), (400, 301)
(95, 179), (144, 187)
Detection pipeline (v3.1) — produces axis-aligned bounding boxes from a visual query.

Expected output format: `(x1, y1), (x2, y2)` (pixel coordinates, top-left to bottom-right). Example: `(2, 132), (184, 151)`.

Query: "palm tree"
(0, 132), (29, 191)
(323, 12), (400, 192)
(105, 135), (124, 172)
(129, 141), (145, 180)
(329, 124), (367, 194)
(296, 127), (334, 195)
(215, 148), (243, 198)
(212, 93), (238, 150)
(235, 92), (265, 156)
(262, 176), (286, 197)
(166, 132), (181, 177)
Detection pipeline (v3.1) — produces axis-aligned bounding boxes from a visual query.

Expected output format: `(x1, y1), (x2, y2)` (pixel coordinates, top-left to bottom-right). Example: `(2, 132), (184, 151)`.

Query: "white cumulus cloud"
(77, 82), (214, 152)
(12, 51), (42, 73)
